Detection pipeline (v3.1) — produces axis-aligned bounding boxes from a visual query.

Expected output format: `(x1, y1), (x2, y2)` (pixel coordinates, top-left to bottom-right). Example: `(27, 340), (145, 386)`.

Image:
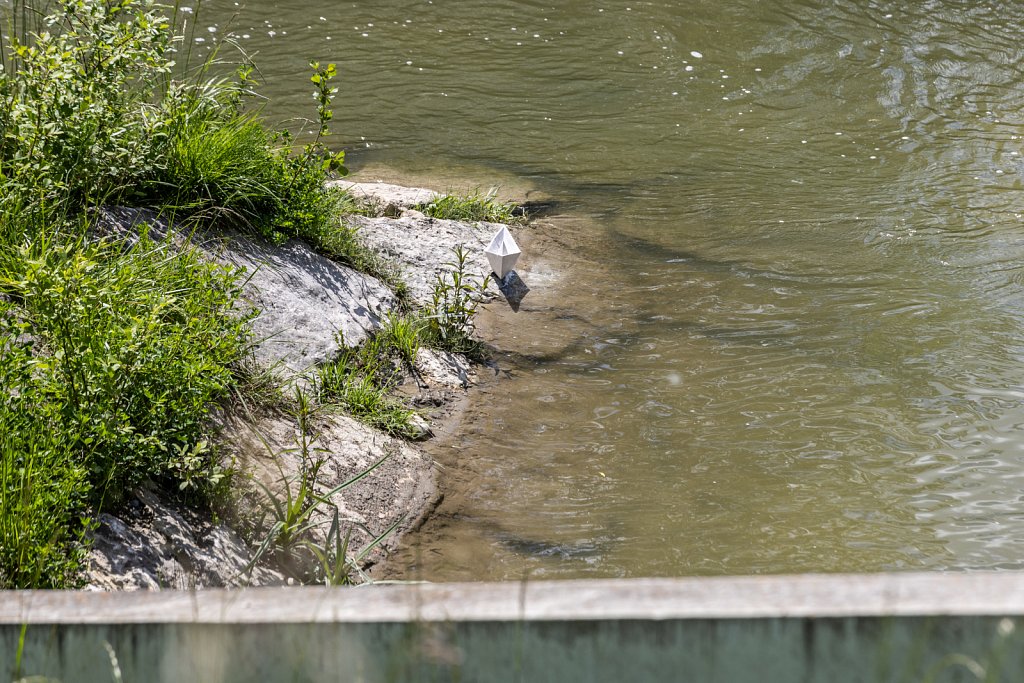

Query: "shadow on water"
(496, 270), (530, 312)
(515, 200), (564, 219)
(480, 518), (625, 564)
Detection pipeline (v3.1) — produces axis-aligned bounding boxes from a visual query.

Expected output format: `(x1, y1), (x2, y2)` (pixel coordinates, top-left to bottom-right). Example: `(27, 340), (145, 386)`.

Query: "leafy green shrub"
(0, 0), (174, 211)
(0, 302), (89, 588)
(0, 1), (262, 587)
(0, 230), (249, 587)
(0, 436), (89, 589)
(0, 0), (359, 251)
(0, 234), (250, 504)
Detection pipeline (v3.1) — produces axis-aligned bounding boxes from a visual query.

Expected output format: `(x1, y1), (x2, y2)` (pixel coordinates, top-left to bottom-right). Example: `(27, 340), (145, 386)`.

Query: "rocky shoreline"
(85, 181), (521, 590)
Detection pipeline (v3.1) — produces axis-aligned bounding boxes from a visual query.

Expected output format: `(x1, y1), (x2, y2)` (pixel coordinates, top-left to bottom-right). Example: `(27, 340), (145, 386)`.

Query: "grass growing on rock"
(315, 322), (424, 440)
(417, 188), (522, 224)
(0, 0), (407, 588)
(421, 246), (492, 360)
(313, 248), (496, 440)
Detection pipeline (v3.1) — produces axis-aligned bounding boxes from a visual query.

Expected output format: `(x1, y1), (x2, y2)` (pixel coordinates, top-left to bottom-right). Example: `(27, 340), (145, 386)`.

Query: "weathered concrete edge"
(5, 573), (1024, 624)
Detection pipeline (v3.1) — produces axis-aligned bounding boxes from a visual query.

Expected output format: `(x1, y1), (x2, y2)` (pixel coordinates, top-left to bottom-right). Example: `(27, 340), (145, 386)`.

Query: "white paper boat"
(484, 226), (521, 279)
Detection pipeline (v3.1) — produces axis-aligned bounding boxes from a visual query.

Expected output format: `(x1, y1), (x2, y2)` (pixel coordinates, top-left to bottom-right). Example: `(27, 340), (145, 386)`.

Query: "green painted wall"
(5, 615), (1023, 682)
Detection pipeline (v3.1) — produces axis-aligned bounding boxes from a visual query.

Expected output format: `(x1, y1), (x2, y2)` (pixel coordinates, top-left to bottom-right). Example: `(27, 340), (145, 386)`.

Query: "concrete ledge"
(6, 574), (1024, 682)
(4, 572), (1024, 624)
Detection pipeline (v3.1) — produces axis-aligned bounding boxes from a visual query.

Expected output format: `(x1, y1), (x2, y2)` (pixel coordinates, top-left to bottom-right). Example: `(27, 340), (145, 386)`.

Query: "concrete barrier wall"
(3, 573), (1024, 682)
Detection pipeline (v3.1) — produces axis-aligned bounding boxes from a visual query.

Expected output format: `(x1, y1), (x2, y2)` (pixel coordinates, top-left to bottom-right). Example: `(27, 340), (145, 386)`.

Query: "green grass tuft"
(379, 312), (422, 368)
(418, 188), (522, 224)
(315, 351), (421, 439)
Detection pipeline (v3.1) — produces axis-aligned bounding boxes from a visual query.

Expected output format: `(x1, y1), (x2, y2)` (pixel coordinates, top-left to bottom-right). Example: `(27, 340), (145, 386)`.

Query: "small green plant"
(245, 389), (400, 585)
(314, 312), (435, 439)
(422, 245), (491, 358)
(379, 311), (422, 368)
(418, 188), (521, 224)
(308, 505), (405, 586)
(246, 390), (324, 578)
(168, 440), (224, 494)
(299, 61), (348, 179)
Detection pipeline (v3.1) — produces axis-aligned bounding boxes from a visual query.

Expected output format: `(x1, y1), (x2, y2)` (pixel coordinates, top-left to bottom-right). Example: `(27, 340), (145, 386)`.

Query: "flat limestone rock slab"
(215, 234), (395, 374)
(415, 347), (473, 389)
(96, 207), (396, 376)
(327, 180), (439, 211)
(348, 214), (503, 306)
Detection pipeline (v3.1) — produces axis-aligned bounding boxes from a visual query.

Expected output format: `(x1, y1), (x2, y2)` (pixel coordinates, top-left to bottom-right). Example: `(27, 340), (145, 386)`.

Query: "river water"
(200, 1), (1024, 579)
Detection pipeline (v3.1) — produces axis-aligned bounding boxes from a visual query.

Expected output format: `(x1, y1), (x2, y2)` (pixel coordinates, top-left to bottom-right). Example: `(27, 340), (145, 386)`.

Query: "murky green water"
(203, 0), (1024, 578)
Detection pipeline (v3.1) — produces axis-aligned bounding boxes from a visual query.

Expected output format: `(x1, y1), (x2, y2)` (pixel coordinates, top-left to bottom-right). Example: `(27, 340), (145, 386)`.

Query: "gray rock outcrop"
(96, 207), (394, 376)
(85, 181), (504, 590)
(87, 488), (284, 590)
(348, 214), (501, 305)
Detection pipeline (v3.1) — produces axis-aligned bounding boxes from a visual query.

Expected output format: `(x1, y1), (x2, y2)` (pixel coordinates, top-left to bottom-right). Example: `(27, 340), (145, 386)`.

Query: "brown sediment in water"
(375, 202), (612, 581)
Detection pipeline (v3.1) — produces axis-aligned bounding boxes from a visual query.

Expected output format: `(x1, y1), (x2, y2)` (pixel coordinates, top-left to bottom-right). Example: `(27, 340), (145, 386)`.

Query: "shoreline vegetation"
(0, 0), (523, 589)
